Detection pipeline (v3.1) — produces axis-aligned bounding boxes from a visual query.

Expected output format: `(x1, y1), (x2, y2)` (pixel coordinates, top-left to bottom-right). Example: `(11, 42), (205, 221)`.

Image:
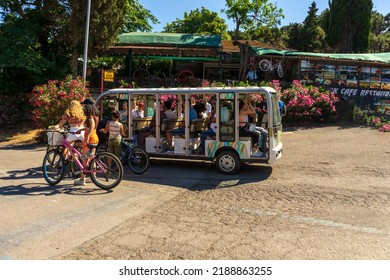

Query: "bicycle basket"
(47, 131), (63, 146)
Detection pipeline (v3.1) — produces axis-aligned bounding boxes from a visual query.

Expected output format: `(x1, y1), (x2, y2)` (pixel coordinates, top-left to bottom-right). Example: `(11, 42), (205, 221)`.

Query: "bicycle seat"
(88, 144), (98, 149)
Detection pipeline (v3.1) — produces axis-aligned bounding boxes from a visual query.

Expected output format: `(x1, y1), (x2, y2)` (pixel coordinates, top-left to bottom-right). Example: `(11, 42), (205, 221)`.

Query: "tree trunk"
(71, 47), (79, 78)
(238, 42), (250, 81)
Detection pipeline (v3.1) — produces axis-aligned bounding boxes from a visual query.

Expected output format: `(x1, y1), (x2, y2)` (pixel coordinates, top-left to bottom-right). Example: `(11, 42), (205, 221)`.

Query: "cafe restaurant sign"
(328, 86), (390, 99)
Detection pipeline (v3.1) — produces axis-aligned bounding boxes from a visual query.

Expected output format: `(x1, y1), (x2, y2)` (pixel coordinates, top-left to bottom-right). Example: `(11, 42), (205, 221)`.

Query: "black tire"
(42, 149), (65, 185)
(69, 160), (82, 178)
(89, 152), (123, 190)
(127, 147), (150, 174)
(68, 144), (83, 177)
(96, 142), (107, 154)
(215, 150), (241, 175)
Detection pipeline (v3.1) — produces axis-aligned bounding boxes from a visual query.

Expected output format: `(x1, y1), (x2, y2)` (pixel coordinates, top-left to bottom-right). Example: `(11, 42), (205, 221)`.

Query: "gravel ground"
(54, 124), (390, 260)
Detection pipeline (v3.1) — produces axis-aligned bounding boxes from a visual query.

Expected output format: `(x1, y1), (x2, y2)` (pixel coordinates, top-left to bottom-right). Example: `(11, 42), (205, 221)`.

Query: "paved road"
(1, 125), (390, 259)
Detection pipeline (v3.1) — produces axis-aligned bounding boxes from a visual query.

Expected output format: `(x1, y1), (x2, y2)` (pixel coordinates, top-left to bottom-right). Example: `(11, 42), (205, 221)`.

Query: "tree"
(222, 0), (284, 80)
(369, 11), (390, 52)
(122, 0), (159, 33)
(222, 0), (283, 41)
(164, 7), (230, 39)
(0, 0), (158, 93)
(0, 1), (70, 93)
(300, 2), (326, 52)
(327, 0), (373, 53)
(283, 23), (304, 50)
(243, 24), (285, 46)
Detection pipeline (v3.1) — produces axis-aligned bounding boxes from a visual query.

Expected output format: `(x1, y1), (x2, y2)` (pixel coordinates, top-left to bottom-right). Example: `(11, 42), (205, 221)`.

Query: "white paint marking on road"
(228, 206), (382, 234)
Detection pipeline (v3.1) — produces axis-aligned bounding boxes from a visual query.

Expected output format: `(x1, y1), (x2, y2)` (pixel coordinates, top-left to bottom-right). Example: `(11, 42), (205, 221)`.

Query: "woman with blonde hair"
(57, 100), (86, 143)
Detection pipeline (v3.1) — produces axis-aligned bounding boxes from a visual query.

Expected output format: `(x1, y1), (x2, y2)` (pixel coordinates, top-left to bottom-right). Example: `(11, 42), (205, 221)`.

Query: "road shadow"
(0, 166), (112, 196)
(0, 143), (46, 151)
(1, 146), (272, 195)
(0, 182), (111, 196)
(122, 158), (273, 191)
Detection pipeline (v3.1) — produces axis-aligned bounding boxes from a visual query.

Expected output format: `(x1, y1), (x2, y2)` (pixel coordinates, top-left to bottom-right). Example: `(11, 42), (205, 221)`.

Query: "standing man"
(246, 65), (258, 81)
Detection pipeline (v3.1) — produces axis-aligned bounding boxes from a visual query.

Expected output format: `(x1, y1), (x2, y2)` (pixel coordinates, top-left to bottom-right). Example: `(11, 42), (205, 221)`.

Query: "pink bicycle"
(42, 129), (123, 190)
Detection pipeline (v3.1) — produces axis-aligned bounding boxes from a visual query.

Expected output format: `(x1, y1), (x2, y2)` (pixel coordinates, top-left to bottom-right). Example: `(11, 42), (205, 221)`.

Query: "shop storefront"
(250, 48), (390, 104)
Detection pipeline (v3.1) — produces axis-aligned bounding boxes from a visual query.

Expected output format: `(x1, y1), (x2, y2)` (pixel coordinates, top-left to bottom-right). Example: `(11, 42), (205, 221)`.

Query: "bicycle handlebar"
(45, 128), (85, 135)
(121, 137), (135, 147)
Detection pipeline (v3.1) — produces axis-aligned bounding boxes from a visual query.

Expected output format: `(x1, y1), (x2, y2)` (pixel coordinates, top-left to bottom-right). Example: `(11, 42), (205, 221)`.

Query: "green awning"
(118, 32), (221, 48)
(134, 55), (220, 61)
(250, 46), (390, 64)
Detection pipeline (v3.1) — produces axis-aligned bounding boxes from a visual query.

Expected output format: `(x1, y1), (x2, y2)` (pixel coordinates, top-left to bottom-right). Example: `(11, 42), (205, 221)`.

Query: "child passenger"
(100, 110), (127, 160)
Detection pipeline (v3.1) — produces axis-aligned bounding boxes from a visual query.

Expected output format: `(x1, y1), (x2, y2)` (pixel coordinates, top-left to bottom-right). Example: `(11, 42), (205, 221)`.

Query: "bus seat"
(161, 118), (183, 133)
(133, 117), (152, 131)
(190, 118), (209, 132)
(239, 137), (252, 141)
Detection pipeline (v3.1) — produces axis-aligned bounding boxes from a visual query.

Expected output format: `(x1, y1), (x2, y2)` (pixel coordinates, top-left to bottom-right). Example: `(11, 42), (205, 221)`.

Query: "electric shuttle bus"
(95, 87), (283, 174)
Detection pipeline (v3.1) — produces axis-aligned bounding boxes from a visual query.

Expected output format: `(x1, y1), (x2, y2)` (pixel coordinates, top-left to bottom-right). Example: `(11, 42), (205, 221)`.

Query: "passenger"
(239, 99), (267, 157)
(120, 102), (128, 122)
(132, 101), (144, 118)
(163, 101), (177, 119)
(74, 103), (100, 186)
(193, 109), (216, 155)
(193, 102), (207, 119)
(165, 100), (197, 153)
(278, 96), (286, 119)
(99, 110), (126, 160)
(137, 102), (168, 149)
(261, 100), (268, 128)
(205, 97), (212, 117)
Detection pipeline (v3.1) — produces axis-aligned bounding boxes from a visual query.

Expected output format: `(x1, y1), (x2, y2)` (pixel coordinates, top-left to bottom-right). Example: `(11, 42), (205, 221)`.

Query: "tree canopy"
(164, 7), (230, 39)
(0, 0), (157, 93)
(327, 0), (373, 53)
(222, 0), (284, 41)
(284, 2), (326, 52)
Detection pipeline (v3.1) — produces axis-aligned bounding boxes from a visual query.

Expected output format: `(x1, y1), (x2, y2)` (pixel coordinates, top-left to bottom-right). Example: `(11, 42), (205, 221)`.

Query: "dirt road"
(1, 125), (390, 259)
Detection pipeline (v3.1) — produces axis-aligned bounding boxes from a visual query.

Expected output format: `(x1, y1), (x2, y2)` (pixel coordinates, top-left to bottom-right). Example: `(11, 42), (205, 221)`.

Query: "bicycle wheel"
(96, 142), (107, 154)
(133, 68), (150, 79)
(277, 64), (284, 77)
(177, 69), (195, 85)
(259, 59), (271, 71)
(68, 144), (83, 177)
(127, 147), (150, 174)
(42, 149), (65, 185)
(89, 152), (123, 190)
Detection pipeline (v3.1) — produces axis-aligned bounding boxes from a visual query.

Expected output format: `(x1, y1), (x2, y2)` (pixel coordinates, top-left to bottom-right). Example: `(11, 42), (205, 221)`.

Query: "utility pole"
(82, 0), (92, 80)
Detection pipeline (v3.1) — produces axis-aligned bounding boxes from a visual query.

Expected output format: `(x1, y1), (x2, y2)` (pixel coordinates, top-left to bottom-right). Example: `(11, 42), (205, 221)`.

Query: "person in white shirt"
(162, 101), (177, 119)
(246, 65), (258, 81)
(132, 101), (144, 118)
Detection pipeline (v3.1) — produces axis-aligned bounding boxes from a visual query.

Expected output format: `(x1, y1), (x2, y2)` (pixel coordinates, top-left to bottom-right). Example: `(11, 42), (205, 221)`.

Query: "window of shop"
(300, 61), (390, 89)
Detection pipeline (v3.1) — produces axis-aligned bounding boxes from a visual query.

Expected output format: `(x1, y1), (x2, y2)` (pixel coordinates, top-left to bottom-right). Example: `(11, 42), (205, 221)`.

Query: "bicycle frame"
(259, 59), (283, 78)
(60, 134), (107, 175)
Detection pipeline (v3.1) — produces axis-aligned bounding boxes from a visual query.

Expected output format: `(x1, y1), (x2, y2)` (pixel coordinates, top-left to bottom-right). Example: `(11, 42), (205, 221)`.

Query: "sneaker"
(252, 151), (266, 158)
(74, 178), (86, 186)
(164, 148), (174, 154)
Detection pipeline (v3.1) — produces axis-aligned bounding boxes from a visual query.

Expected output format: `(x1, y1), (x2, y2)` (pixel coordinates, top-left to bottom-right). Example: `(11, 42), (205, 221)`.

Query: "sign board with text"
(104, 71), (115, 82)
